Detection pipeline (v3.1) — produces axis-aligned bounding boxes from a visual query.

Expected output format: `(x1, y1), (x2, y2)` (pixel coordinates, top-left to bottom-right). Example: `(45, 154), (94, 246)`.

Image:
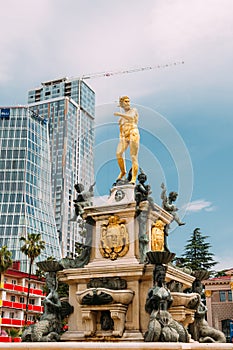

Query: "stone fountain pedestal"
(58, 184), (196, 342)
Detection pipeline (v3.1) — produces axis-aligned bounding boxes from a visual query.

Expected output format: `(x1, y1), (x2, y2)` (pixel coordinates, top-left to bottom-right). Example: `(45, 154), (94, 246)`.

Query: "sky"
(0, 0), (233, 270)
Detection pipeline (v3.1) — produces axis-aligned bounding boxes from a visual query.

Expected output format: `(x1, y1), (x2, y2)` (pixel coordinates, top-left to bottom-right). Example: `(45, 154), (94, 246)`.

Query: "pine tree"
(178, 228), (218, 272)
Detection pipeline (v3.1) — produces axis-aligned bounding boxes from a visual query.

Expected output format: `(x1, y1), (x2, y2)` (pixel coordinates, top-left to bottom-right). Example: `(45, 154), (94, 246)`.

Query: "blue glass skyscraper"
(0, 106), (61, 271)
(28, 77), (95, 257)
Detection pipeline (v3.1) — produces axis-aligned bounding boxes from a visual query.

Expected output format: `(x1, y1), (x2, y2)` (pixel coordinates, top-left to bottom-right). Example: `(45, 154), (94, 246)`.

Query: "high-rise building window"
(219, 291), (226, 302)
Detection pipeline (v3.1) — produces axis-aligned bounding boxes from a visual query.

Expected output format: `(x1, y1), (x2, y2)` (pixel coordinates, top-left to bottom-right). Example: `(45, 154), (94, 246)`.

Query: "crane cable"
(81, 61), (184, 80)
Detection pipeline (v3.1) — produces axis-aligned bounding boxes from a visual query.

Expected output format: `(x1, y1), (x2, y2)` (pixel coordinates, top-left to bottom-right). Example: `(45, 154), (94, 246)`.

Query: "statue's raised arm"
(160, 183), (185, 226)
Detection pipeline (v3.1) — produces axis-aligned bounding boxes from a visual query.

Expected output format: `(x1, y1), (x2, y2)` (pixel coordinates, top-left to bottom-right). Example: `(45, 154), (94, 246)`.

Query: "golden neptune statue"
(114, 96), (140, 184)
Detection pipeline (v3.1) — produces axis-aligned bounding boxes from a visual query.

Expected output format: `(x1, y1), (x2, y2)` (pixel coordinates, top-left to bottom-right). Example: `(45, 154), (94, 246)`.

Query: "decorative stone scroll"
(204, 290), (212, 298)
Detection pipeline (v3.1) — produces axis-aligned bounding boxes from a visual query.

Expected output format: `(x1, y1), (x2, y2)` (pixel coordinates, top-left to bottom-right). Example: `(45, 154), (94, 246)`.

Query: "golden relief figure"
(100, 215), (129, 260)
(151, 219), (166, 252)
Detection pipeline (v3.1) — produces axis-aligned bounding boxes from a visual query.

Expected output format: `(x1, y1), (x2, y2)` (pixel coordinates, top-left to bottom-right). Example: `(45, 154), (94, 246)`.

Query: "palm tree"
(20, 233), (45, 323)
(0, 245), (13, 286)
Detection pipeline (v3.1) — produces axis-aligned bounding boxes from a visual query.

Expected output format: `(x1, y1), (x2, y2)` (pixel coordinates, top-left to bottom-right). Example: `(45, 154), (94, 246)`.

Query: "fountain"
(12, 96), (228, 350)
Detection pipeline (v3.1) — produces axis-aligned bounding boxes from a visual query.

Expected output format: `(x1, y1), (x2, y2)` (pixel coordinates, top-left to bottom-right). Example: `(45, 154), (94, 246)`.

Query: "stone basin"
(36, 260), (63, 272)
(171, 292), (200, 308)
(76, 288), (134, 305)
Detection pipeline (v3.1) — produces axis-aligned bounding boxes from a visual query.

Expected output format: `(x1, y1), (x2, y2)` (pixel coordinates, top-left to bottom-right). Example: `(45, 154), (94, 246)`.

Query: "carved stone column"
(81, 310), (97, 336)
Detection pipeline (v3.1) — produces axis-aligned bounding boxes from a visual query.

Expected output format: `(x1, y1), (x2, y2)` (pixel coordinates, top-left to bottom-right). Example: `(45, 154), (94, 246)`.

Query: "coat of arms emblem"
(100, 215), (129, 260)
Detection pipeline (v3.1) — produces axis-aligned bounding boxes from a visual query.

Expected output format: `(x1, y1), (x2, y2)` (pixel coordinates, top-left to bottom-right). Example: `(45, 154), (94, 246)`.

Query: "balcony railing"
(4, 283), (44, 296)
(0, 317), (34, 327)
(1, 300), (43, 313)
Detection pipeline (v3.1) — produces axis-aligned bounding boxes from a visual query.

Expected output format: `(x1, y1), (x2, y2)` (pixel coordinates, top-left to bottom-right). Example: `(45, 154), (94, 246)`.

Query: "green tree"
(0, 246), (13, 285)
(20, 233), (45, 323)
(177, 228), (218, 272)
(214, 270), (227, 277)
(6, 328), (21, 341)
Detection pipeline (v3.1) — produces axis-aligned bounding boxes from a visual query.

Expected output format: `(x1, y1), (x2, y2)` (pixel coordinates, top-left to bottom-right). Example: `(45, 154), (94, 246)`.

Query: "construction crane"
(69, 60), (184, 81)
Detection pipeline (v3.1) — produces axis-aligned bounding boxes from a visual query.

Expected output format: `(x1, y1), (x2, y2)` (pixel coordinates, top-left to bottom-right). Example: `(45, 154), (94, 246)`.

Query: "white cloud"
(215, 256), (233, 271)
(205, 206), (217, 212)
(183, 199), (216, 213)
(0, 0), (232, 109)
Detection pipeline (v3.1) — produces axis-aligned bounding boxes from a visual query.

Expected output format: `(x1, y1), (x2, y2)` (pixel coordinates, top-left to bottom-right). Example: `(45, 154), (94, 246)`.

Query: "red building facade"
(0, 261), (45, 341)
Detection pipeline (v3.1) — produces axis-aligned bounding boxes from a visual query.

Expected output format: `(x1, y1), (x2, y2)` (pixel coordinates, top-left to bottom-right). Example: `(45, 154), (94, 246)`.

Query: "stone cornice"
(202, 278), (230, 286)
(58, 263), (145, 283)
